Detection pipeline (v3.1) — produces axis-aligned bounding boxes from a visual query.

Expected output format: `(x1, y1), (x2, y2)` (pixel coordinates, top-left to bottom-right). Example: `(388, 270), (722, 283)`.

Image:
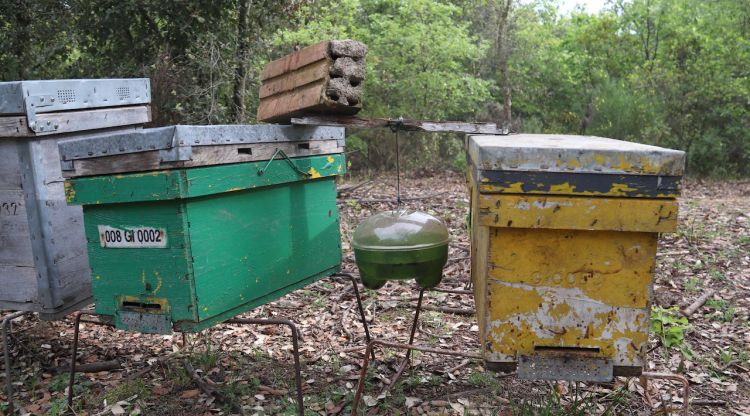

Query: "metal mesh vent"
(116, 87), (130, 100)
(57, 89), (76, 103)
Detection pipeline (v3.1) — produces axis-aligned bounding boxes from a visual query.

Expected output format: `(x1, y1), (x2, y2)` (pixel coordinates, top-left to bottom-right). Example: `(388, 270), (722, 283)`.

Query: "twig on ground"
(407, 304), (475, 316)
(681, 289), (716, 317)
(53, 359), (121, 373)
(691, 399), (727, 407)
(183, 360), (244, 415)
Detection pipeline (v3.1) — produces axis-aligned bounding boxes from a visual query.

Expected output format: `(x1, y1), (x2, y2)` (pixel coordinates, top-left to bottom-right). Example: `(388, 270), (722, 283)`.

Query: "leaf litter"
(0, 173), (748, 415)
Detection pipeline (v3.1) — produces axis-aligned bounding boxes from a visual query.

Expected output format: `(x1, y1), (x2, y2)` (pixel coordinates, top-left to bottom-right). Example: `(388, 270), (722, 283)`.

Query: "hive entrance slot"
(237, 148), (253, 155)
(534, 346), (600, 355)
(297, 143), (311, 150)
(122, 301), (162, 311)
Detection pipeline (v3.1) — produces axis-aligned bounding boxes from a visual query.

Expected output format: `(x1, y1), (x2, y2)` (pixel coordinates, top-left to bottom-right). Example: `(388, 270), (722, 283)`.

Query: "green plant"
(708, 268), (726, 281)
(705, 299), (736, 322)
(511, 390), (598, 416)
(684, 277), (701, 292)
(48, 397), (70, 416)
(651, 306), (692, 358)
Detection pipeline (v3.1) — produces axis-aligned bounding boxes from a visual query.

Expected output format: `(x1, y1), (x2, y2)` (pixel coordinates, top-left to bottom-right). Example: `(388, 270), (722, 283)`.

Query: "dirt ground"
(1, 172), (748, 416)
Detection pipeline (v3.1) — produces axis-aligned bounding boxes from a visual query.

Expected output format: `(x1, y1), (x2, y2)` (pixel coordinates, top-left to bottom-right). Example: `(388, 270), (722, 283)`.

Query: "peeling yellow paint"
(308, 167), (322, 178)
(478, 194), (679, 232)
(549, 183), (577, 193)
(153, 271), (163, 295)
(63, 181), (76, 202)
(326, 155), (335, 164)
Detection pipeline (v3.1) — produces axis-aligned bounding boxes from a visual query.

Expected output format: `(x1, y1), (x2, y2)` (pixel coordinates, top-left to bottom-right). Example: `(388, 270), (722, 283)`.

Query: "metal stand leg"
(374, 288), (425, 401)
(350, 340), (481, 416)
(2, 311), (29, 414)
(66, 312), (305, 415)
(67, 310), (113, 410)
(333, 272), (375, 361)
(640, 371), (690, 416)
(226, 318), (304, 416)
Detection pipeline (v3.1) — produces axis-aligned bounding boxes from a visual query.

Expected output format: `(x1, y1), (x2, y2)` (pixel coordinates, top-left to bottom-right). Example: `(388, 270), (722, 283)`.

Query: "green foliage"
(705, 299), (736, 322)
(650, 306), (692, 358)
(276, 0), (492, 170)
(1, 0), (747, 176)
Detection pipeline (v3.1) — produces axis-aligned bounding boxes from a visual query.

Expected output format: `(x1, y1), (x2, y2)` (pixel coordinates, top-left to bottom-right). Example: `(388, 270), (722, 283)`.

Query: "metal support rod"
(226, 318), (304, 416)
(406, 288), (425, 359)
(68, 310), (112, 409)
(375, 288), (426, 400)
(640, 371), (690, 416)
(2, 311), (30, 414)
(67, 313), (306, 416)
(350, 340), (481, 416)
(333, 272), (375, 361)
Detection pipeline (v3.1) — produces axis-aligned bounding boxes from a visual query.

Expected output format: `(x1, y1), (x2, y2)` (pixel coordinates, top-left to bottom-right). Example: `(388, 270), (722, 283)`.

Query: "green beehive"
(59, 125), (346, 333)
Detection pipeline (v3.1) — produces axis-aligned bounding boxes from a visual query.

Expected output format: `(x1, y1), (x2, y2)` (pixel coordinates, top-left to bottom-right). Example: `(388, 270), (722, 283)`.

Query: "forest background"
(1, 0), (748, 177)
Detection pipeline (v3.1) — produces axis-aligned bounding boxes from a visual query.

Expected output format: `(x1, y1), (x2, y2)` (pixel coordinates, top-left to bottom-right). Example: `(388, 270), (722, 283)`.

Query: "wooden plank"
(291, 115), (501, 134)
(477, 194), (679, 232)
(63, 140), (343, 178)
(256, 81), (328, 122)
(260, 41), (330, 81)
(0, 105), (151, 138)
(258, 40), (366, 123)
(0, 265), (39, 305)
(0, 189), (34, 267)
(259, 59), (330, 99)
(0, 140), (22, 189)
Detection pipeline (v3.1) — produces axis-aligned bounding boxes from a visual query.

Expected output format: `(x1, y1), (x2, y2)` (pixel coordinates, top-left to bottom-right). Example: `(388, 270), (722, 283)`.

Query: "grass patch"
(705, 299), (736, 322)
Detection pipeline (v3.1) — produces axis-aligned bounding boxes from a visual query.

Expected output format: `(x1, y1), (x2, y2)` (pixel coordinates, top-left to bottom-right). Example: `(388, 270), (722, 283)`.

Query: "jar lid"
(352, 210), (449, 251)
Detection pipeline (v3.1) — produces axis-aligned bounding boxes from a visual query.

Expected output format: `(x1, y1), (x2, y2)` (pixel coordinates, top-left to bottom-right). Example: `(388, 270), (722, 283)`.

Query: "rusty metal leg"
(226, 318), (304, 416)
(406, 288), (425, 359)
(351, 340), (481, 416)
(640, 371), (690, 416)
(333, 272), (375, 361)
(67, 310), (113, 410)
(2, 311), (29, 414)
(374, 287), (426, 403)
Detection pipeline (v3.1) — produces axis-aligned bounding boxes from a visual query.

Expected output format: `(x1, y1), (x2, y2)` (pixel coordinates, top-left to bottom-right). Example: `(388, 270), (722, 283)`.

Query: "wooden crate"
(0, 78), (151, 319)
(467, 134), (685, 381)
(61, 125), (346, 333)
(257, 40), (367, 123)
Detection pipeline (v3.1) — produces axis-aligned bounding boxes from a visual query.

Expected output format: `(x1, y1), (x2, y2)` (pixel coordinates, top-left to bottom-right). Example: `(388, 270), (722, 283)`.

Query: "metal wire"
(396, 129), (401, 207)
(389, 116), (404, 208)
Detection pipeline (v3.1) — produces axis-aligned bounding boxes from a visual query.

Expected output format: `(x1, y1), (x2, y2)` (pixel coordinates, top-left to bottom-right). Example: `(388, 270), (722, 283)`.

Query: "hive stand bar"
(640, 371), (690, 416)
(373, 288), (425, 403)
(67, 310), (114, 410)
(224, 318), (304, 416)
(350, 340), (482, 416)
(291, 115), (507, 135)
(65, 275), (373, 416)
(66, 311), (306, 416)
(332, 272), (375, 361)
(3, 311), (31, 414)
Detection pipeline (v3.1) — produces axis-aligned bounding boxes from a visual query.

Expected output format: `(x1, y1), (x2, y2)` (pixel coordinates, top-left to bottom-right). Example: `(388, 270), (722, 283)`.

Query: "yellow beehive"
(467, 134), (685, 381)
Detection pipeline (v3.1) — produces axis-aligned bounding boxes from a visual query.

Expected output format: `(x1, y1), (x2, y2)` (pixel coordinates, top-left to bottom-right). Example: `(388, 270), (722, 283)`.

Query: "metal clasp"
(24, 94), (56, 133)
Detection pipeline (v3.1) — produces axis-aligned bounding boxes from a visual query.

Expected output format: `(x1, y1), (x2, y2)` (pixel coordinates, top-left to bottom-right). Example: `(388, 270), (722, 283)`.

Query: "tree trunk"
(232, 0), (250, 122)
(14, 0), (32, 79)
(496, 0), (513, 130)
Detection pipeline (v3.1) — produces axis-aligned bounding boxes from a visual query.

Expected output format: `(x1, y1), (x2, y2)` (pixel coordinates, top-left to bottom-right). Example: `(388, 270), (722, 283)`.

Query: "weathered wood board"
(0, 106), (151, 137)
(257, 40), (367, 123)
(62, 139), (343, 178)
